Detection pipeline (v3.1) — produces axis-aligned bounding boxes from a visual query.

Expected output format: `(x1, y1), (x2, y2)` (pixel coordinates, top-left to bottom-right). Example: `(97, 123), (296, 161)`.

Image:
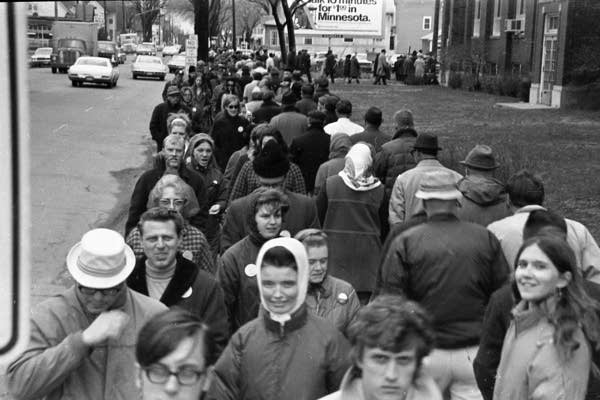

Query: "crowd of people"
(7, 50), (600, 400)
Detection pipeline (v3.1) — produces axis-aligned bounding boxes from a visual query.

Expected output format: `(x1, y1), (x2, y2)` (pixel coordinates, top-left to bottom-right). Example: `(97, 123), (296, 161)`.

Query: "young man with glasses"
(7, 229), (167, 400)
(127, 207), (229, 356)
(136, 308), (212, 400)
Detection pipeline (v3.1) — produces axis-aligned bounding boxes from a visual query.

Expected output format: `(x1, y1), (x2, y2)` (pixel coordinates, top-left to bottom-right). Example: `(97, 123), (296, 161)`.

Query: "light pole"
(232, 0), (237, 50)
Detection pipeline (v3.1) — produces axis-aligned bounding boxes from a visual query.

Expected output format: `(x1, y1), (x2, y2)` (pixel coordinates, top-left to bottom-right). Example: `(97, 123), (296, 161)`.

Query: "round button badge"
(244, 263), (258, 277)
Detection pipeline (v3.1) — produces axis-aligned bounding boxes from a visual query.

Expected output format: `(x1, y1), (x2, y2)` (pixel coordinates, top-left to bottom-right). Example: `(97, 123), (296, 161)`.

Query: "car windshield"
(173, 55), (186, 61)
(138, 56), (162, 64)
(35, 48), (52, 55)
(98, 43), (116, 52)
(77, 58), (109, 67)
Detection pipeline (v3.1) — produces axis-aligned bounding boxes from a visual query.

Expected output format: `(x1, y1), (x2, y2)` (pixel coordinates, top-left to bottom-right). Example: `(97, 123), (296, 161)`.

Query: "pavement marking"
(52, 123), (67, 133)
(84, 106), (94, 112)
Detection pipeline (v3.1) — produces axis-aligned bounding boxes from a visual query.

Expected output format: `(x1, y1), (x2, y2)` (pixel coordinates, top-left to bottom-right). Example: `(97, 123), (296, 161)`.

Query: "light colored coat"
(7, 287), (166, 400)
(493, 301), (591, 400)
(388, 159), (462, 225)
(487, 205), (600, 283)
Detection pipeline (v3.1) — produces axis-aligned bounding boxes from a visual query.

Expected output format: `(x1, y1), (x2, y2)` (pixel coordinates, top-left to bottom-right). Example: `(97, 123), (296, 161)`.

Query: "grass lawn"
(330, 81), (600, 240)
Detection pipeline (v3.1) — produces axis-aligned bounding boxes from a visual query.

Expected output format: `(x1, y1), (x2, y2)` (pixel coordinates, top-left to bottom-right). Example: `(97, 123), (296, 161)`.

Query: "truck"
(50, 21), (98, 73)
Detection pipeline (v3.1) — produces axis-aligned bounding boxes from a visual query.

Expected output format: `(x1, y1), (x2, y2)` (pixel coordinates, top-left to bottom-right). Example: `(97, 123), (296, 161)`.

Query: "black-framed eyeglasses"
(158, 198), (187, 208)
(144, 364), (206, 386)
(78, 284), (122, 296)
(227, 104), (239, 109)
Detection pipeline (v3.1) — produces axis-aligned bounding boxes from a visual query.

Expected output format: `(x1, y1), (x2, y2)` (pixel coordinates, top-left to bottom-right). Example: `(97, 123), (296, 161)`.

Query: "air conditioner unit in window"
(505, 18), (524, 32)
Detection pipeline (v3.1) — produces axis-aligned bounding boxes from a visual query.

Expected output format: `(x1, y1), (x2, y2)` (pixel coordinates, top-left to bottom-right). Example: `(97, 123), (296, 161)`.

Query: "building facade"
(395, 0), (436, 54)
(442, 0), (600, 108)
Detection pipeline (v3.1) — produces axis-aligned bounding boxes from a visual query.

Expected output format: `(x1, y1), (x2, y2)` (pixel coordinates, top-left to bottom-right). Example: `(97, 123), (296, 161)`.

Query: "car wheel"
(113, 79), (117, 87)
(160, 75), (165, 81)
(51, 67), (57, 73)
(132, 73), (137, 79)
(71, 80), (77, 87)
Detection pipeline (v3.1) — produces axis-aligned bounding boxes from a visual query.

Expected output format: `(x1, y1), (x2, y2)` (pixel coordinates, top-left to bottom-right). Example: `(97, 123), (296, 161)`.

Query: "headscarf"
(329, 133), (352, 159)
(338, 142), (381, 191)
(186, 133), (219, 172)
(255, 237), (309, 324)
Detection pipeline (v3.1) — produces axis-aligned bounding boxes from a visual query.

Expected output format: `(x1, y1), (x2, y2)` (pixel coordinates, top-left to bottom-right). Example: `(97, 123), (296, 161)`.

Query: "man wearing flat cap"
(456, 145), (511, 226)
(388, 133), (462, 225)
(150, 84), (192, 151)
(7, 229), (167, 400)
(379, 171), (509, 400)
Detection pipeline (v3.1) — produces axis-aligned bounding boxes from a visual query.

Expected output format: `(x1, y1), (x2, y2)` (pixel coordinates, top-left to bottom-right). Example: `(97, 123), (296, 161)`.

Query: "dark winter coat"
(149, 101), (191, 151)
(350, 57), (360, 78)
(221, 189), (320, 252)
(207, 305), (351, 400)
(210, 113), (250, 171)
(379, 213), (510, 348)
(252, 100), (282, 124)
(127, 254), (229, 356)
(317, 175), (385, 292)
(350, 126), (390, 153)
(290, 125), (331, 193)
(373, 128), (418, 198)
(124, 160), (208, 236)
(456, 175), (511, 226)
(295, 96), (318, 116)
(325, 54), (337, 75)
(343, 58), (351, 77)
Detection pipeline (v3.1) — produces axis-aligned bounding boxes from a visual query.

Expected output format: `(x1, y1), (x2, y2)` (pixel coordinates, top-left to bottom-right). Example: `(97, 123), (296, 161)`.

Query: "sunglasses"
(227, 105), (239, 109)
(78, 284), (122, 296)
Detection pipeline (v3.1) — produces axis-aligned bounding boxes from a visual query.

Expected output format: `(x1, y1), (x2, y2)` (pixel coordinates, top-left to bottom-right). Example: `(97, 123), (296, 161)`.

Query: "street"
(28, 57), (167, 305)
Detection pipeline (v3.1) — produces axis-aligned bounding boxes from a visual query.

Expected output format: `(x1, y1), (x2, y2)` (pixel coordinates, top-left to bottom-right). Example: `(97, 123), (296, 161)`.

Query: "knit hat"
(252, 140), (290, 178)
(394, 109), (414, 128)
(166, 86), (180, 96)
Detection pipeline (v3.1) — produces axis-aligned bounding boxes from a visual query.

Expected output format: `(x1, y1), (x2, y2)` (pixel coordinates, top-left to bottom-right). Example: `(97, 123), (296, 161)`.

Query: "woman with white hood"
(208, 237), (351, 400)
(316, 142), (385, 303)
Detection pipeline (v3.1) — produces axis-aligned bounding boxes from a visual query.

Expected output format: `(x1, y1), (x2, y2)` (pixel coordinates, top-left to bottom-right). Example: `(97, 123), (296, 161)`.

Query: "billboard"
(304, 0), (384, 37)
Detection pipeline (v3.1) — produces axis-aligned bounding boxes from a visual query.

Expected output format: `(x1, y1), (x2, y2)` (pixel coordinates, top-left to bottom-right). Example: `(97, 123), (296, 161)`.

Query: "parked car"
(162, 44), (181, 56)
(167, 54), (187, 73)
(97, 41), (119, 65)
(30, 47), (53, 67)
(136, 42), (157, 56)
(356, 53), (373, 73)
(67, 56), (119, 88)
(122, 42), (137, 54)
(132, 55), (168, 80)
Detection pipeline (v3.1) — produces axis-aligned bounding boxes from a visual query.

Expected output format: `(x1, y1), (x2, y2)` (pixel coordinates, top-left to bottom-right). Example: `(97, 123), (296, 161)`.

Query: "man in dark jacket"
(161, 69), (184, 101)
(290, 111), (331, 194)
(296, 84), (317, 116)
(319, 94), (339, 125)
(456, 145), (511, 226)
(324, 50), (337, 83)
(127, 207), (229, 354)
(252, 89), (281, 124)
(221, 142), (320, 251)
(149, 86), (191, 151)
(125, 134), (208, 236)
(350, 107), (390, 152)
(379, 170), (509, 400)
(473, 209), (600, 400)
(270, 91), (309, 146)
(299, 49), (312, 83)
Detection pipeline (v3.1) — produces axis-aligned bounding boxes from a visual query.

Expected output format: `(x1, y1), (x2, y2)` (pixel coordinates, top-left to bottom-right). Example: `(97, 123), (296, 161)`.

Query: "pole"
(103, 0), (108, 39)
(232, 0), (237, 50)
(121, 0), (126, 33)
(54, 1), (58, 20)
(432, 0), (440, 58)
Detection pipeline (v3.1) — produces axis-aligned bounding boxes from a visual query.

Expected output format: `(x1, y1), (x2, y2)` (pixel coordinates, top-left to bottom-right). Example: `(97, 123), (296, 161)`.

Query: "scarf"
(339, 143), (381, 191)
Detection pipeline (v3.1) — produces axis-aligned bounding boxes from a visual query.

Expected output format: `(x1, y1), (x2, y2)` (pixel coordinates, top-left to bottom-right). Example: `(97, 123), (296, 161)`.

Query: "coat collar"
(261, 303), (308, 336)
(128, 254), (199, 306)
(308, 275), (333, 298)
(515, 205), (546, 214)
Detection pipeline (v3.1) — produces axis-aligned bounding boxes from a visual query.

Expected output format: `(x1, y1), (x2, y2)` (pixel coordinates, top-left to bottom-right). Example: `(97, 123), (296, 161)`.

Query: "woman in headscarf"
(313, 133), (352, 197)
(190, 73), (213, 133)
(185, 133), (227, 258)
(228, 125), (306, 203)
(316, 142), (385, 303)
(295, 229), (361, 336)
(125, 174), (214, 273)
(208, 237), (351, 400)
(217, 188), (289, 334)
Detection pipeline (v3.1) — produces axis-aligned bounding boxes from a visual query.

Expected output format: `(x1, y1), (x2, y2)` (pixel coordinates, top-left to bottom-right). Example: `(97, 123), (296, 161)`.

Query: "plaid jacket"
(126, 223), (215, 274)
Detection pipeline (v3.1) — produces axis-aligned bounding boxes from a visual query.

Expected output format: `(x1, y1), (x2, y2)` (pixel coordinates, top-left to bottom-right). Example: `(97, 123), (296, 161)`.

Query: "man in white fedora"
(7, 228), (167, 400)
(378, 170), (509, 400)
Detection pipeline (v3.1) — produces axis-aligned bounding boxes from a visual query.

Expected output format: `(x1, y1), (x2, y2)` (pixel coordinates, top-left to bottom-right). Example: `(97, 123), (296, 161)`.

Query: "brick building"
(441, 0), (600, 108)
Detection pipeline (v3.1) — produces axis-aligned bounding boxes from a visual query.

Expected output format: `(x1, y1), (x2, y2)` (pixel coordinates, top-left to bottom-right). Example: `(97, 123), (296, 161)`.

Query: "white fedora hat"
(66, 228), (136, 289)
(415, 170), (462, 200)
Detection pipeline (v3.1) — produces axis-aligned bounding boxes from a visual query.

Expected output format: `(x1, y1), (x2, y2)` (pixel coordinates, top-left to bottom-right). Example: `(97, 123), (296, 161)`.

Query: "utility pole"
(232, 0), (237, 50)
(432, 0), (440, 59)
(195, 0), (209, 61)
(103, 0), (108, 40)
(121, 0), (126, 33)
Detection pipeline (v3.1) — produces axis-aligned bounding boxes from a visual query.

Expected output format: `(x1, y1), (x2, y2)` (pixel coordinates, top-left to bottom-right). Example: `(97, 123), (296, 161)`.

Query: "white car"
(132, 55), (168, 80)
(167, 54), (187, 73)
(68, 56), (119, 88)
(30, 47), (53, 67)
(162, 44), (181, 56)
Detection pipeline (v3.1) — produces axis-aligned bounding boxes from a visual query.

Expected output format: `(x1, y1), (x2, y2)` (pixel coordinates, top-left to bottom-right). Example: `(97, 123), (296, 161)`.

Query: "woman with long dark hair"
(494, 235), (600, 400)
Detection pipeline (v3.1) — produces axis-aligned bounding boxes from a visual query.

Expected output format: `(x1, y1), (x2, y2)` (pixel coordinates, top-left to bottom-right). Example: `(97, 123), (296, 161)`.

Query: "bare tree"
(132, 0), (165, 41)
(236, 0), (267, 44)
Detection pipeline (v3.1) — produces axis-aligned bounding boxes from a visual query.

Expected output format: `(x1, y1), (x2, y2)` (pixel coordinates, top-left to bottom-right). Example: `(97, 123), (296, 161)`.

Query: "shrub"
(448, 71), (462, 89)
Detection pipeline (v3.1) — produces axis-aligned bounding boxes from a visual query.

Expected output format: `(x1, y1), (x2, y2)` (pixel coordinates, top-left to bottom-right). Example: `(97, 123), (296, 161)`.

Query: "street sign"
(0, 3), (31, 363)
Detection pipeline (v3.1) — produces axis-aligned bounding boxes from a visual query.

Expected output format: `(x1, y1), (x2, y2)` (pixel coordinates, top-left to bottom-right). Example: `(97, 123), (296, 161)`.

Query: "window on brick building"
(344, 37), (354, 42)
(423, 16), (431, 30)
(473, 0), (481, 38)
(492, 0), (502, 37)
(270, 31), (278, 46)
(304, 37), (312, 45)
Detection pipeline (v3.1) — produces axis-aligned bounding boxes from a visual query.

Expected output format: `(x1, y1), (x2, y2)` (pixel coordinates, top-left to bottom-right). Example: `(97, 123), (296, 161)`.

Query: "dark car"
(97, 41), (119, 65)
